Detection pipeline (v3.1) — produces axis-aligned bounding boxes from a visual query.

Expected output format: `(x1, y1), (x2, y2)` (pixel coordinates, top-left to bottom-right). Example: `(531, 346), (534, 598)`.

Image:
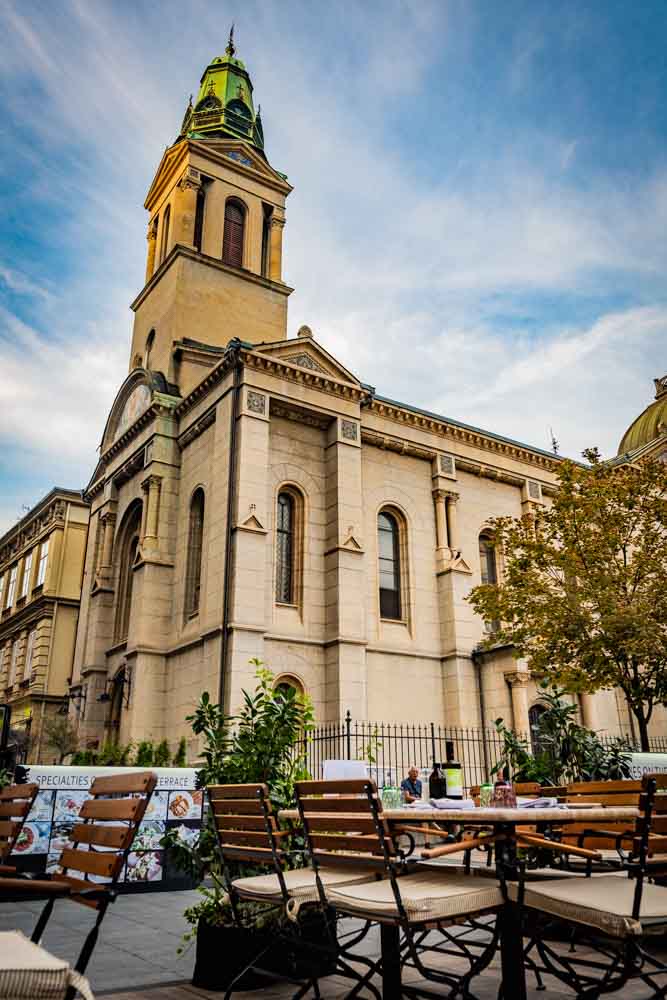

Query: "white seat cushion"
(507, 874), (667, 937)
(232, 865), (376, 903)
(326, 870), (502, 924)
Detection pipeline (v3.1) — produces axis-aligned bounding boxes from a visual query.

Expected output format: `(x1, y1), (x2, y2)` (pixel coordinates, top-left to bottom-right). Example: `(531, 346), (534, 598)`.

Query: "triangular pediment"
(253, 337), (362, 387)
(190, 139), (290, 188)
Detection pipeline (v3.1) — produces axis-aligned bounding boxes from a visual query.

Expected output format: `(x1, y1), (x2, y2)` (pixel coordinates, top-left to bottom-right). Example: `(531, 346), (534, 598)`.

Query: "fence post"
(430, 722), (436, 764)
(345, 710), (352, 760)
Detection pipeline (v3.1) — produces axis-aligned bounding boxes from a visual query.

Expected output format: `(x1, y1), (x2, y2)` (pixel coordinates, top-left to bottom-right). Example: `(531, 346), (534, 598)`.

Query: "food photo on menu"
(143, 789), (169, 822)
(54, 789), (89, 822)
(124, 850), (163, 883)
(172, 822), (200, 847)
(167, 789), (203, 821)
(14, 822), (51, 855)
(30, 789), (55, 821)
(133, 821), (165, 851)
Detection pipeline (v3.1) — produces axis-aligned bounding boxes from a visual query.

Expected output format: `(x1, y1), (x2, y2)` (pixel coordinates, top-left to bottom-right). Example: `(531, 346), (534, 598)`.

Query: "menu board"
(11, 765), (203, 892)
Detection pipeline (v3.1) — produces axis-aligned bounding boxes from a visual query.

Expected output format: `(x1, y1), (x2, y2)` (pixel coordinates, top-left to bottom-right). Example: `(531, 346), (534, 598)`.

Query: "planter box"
(192, 909), (337, 991)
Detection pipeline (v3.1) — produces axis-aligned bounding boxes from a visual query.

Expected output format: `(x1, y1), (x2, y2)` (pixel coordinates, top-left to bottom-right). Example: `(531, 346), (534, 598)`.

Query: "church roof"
(176, 28), (265, 153)
(617, 375), (667, 456)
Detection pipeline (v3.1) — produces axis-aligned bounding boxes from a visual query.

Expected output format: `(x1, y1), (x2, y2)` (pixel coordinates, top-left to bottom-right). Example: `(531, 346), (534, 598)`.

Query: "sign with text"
(12, 765), (202, 892)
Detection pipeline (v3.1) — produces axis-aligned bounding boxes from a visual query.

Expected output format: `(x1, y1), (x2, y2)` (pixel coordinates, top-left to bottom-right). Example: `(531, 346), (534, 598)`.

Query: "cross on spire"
(226, 23), (236, 58)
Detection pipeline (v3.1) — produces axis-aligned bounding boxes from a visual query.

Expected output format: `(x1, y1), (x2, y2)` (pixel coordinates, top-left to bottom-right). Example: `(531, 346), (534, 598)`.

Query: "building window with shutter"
(114, 502), (142, 642)
(19, 551), (33, 600)
(222, 198), (245, 268)
(479, 532), (500, 633)
(378, 510), (404, 620)
(6, 565), (17, 608)
(36, 540), (49, 588)
(194, 187), (206, 252)
(160, 204), (171, 263)
(24, 629), (36, 681)
(8, 639), (19, 687)
(185, 489), (205, 618)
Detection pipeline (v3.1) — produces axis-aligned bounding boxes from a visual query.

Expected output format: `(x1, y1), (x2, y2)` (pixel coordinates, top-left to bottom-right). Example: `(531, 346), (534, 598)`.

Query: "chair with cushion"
(208, 782), (377, 998)
(0, 782), (38, 874)
(296, 777), (504, 999)
(0, 770), (157, 1000)
(509, 773), (667, 998)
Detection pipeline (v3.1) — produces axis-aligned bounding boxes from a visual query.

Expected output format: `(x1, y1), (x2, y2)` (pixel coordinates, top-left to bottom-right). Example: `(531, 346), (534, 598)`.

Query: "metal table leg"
(493, 823), (527, 1000)
(381, 923), (401, 999)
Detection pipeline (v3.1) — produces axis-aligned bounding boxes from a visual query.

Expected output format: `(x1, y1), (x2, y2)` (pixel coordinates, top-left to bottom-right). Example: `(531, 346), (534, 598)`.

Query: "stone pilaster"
(323, 416), (367, 721)
(145, 221), (157, 283)
(225, 386), (270, 712)
(174, 168), (201, 249)
(269, 216), (285, 282)
(505, 670), (530, 735)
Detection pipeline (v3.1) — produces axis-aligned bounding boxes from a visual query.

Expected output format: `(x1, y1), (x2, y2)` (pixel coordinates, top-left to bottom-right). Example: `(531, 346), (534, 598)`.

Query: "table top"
(279, 806), (638, 824)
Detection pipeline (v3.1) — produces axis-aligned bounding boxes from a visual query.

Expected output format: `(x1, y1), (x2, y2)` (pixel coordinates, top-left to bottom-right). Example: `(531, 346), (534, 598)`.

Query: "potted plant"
(165, 662), (333, 991)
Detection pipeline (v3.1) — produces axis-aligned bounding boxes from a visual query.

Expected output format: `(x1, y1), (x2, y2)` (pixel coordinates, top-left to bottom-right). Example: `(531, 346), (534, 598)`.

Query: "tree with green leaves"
(42, 716), (79, 764)
(468, 451), (667, 751)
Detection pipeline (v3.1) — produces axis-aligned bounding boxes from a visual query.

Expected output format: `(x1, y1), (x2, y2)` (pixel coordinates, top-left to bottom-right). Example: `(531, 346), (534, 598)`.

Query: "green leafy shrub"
(153, 740), (171, 767)
(493, 682), (632, 785)
(172, 737), (187, 767)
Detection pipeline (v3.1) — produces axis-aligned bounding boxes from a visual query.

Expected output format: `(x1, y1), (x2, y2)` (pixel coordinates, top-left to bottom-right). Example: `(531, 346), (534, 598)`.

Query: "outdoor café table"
(279, 804), (638, 1000)
(0, 930), (94, 1000)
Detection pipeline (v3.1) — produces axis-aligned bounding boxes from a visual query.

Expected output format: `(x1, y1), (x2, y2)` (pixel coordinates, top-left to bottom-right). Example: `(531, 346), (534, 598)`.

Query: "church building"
(69, 39), (665, 757)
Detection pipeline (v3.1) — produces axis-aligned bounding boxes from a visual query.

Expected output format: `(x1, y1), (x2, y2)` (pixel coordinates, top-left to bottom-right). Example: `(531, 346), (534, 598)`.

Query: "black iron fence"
(299, 712), (667, 791)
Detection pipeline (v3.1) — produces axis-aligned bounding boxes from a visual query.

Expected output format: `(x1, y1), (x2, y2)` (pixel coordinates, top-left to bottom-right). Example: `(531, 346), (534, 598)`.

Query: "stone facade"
(0, 489), (89, 762)
(68, 49), (661, 757)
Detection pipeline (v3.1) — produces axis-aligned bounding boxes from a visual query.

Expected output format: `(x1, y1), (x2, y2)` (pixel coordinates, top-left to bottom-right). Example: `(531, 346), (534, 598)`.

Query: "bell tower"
(129, 30), (293, 395)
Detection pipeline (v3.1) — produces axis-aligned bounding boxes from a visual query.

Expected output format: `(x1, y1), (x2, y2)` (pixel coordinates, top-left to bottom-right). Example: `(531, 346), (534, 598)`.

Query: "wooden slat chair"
(0, 770), (157, 997)
(296, 777), (504, 999)
(558, 779), (643, 867)
(208, 783), (375, 998)
(509, 773), (667, 998)
(0, 782), (38, 874)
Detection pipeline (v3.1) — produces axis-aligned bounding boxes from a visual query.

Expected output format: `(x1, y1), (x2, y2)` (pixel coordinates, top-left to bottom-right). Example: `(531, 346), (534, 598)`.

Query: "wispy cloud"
(0, 0), (665, 533)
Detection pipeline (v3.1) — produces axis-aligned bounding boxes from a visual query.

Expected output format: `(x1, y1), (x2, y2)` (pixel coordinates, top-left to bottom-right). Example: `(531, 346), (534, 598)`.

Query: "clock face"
(114, 384), (152, 442)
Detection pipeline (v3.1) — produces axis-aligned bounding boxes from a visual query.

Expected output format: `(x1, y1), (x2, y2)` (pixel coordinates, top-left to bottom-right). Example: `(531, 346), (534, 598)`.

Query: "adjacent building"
(0, 489), (89, 761)
(67, 39), (666, 757)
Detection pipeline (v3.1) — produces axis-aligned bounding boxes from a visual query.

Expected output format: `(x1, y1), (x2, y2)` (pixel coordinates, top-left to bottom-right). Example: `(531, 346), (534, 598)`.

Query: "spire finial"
(226, 23), (236, 57)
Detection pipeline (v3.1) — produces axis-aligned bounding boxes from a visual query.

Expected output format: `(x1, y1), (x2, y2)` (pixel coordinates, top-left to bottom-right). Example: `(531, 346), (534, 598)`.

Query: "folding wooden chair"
(0, 782), (38, 874)
(208, 782), (376, 999)
(0, 770), (157, 998)
(296, 777), (504, 999)
(510, 773), (667, 998)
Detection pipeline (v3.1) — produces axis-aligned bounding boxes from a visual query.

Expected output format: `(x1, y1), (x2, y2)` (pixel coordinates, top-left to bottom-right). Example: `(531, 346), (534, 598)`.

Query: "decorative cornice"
(179, 407), (217, 450)
(0, 494), (79, 567)
(130, 244), (293, 313)
(368, 398), (560, 472)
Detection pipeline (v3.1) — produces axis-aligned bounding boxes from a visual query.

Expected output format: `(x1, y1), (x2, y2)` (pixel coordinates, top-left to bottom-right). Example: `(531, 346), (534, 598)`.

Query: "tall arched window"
(185, 489), (205, 618)
(479, 532), (500, 632)
(529, 703), (547, 752)
(160, 205), (171, 263)
(144, 330), (155, 370)
(194, 187), (206, 253)
(378, 510), (402, 620)
(222, 199), (245, 268)
(114, 503), (142, 641)
(276, 491), (295, 604)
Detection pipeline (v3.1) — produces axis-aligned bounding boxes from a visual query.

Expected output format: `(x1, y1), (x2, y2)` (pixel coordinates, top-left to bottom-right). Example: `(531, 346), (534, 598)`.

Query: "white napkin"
(429, 798), (476, 810)
(517, 796), (558, 809)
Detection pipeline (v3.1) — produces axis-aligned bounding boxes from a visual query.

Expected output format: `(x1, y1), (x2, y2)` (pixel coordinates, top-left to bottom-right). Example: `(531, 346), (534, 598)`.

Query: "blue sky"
(1, 0), (666, 532)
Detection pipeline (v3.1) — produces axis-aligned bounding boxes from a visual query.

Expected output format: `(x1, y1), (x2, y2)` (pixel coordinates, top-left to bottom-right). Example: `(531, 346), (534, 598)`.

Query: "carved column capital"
(270, 215), (286, 229)
(504, 670), (530, 687)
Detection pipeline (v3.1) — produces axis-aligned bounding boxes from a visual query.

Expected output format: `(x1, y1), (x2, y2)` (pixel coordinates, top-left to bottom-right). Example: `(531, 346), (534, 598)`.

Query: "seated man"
(400, 766), (422, 803)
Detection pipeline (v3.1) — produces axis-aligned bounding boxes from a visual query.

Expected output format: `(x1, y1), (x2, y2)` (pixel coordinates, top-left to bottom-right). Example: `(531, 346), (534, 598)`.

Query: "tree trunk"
(633, 708), (651, 752)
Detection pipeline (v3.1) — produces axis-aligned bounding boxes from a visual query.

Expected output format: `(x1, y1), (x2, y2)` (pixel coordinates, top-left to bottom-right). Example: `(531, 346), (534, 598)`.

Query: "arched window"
(222, 199), (245, 268)
(529, 703), (547, 753)
(144, 330), (155, 370)
(185, 489), (205, 618)
(193, 188), (206, 253)
(114, 503), (142, 641)
(479, 532), (500, 633)
(276, 491), (296, 604)
(261, 205), (273, 276)
(378, 510), (402, 620)
(274, 675), (304, 700)
(160, 205), (171, 264)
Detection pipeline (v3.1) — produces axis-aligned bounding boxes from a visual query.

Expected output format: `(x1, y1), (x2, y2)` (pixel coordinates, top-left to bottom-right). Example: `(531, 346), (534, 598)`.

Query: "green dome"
(617, 376), (667, 454)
